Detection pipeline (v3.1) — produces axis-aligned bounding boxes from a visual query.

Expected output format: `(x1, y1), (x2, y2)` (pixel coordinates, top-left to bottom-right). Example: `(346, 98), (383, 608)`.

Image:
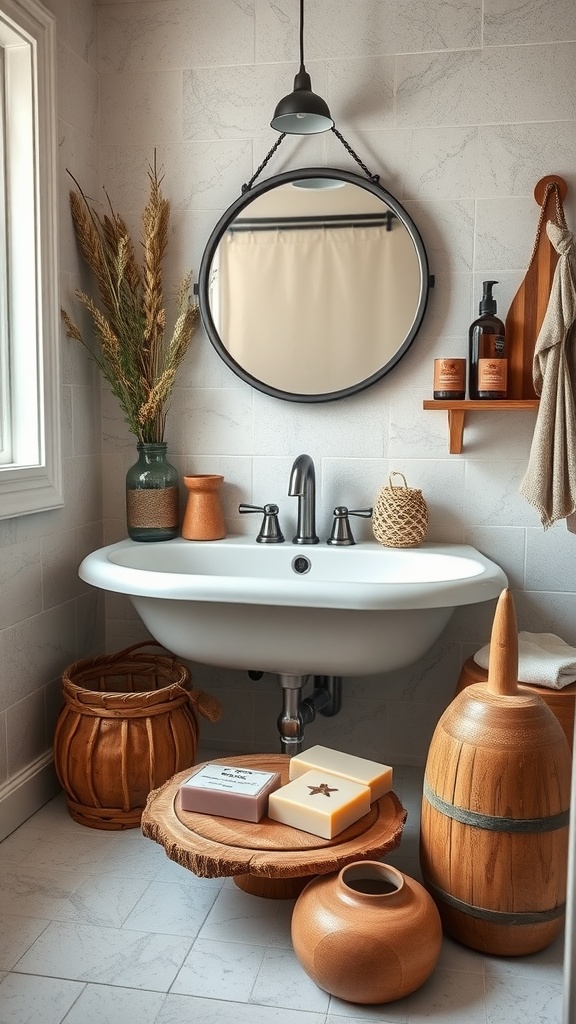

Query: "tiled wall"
(95, 0), (576, 766)
(0, 0), (104, 813)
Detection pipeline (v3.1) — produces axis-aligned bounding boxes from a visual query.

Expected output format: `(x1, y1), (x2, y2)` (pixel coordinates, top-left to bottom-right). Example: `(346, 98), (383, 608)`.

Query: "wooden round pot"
(291, 861), (442, 1004)
(53, 642), (221, 830)
(420, 590), (572, 955)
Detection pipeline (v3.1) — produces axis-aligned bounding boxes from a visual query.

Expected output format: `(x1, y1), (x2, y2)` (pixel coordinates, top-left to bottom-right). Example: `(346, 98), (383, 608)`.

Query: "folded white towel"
(474, 631), (576, 690)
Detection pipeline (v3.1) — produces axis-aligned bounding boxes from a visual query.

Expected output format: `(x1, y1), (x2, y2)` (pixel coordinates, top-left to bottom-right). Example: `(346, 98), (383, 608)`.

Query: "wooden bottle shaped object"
(420, 589), (572, 955)
(182, 475), (226, 541)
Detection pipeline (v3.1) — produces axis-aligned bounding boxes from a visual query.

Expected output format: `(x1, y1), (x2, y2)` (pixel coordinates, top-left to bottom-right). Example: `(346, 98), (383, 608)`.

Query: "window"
(0, 0), (61, 518)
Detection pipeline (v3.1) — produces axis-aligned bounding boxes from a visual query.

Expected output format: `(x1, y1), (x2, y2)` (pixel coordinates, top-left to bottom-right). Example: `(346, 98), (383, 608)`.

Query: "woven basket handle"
(388, 472), (408, 489)
(110, 640), (164, 658)
(186, 688), (223, 723)
(112, 639), (191, 676)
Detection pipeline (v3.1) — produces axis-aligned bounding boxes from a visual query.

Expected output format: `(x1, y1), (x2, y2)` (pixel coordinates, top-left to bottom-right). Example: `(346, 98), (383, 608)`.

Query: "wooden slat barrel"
(456, 655), (576, 753)
(53, 642), (221, 830)
(420, 591), (572, 956)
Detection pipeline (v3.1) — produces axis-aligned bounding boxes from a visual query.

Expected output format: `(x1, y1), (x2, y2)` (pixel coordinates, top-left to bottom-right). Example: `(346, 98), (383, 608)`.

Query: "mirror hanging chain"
(242, 126), (379, 194)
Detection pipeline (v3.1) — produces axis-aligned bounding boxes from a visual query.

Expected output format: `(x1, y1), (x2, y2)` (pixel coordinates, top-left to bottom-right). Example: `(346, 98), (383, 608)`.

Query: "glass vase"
(126, 442), (179, 542)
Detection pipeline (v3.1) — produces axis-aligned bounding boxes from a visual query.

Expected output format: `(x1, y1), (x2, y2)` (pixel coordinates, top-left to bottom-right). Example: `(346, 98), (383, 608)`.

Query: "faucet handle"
(238, 503), (285, 543)
(327, 506), (373, 546)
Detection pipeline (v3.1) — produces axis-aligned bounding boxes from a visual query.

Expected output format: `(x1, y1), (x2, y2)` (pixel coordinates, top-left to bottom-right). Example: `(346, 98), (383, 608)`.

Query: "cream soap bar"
(267, 770), (371, 839)
(179, 764), (281, 823)
(289, 745), (393, 802)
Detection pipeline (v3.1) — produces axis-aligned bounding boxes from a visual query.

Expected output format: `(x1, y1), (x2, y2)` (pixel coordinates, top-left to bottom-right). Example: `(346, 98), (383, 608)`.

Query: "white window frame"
(0, 0), (62, 518)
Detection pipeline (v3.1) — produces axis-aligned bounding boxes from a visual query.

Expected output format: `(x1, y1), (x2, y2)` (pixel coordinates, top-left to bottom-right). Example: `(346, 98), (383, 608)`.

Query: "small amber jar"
(433, 358), (466, 400)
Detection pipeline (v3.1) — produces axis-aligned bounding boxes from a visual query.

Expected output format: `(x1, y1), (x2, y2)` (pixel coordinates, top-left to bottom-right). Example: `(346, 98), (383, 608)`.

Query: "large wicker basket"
(372, 473), (428, 547)
(53, 642), (221, 830)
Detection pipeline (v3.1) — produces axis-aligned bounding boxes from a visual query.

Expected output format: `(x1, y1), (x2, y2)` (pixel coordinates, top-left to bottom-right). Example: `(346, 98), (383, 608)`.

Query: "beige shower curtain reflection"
(213, 225), (420, 394)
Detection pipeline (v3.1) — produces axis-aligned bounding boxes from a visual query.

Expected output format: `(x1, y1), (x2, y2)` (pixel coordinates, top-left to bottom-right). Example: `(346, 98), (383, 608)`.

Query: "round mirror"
(198, 167), (431, 403)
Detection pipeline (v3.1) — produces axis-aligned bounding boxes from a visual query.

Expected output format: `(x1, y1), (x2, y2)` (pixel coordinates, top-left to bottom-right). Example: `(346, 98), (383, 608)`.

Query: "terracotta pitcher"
(182, 475), (226, 540)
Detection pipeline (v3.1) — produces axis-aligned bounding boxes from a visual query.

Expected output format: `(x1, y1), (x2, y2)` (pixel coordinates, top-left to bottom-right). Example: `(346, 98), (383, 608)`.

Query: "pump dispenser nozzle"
(479, 280), (498, 315)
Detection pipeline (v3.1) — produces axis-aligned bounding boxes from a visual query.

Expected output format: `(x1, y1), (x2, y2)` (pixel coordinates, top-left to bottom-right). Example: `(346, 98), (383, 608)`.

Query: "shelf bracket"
(423, 399), (539, 453)
(448, 409), (465, 455)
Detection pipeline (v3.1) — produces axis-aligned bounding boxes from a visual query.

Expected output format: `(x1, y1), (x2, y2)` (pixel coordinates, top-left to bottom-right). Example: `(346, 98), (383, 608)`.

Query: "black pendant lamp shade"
(270, 0), (334, 135)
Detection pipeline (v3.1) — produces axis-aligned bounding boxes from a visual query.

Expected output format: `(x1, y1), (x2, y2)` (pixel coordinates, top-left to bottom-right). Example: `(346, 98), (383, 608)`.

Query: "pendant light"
(270, 0), (334, 135)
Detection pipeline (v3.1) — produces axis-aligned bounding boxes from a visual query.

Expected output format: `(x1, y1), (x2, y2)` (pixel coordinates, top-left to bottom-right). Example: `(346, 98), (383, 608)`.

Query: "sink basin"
(79, 537), (507, 676)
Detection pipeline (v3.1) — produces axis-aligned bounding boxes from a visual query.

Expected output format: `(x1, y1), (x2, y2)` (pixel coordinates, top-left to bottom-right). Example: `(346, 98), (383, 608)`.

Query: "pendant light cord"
(299, 0), (305, 69)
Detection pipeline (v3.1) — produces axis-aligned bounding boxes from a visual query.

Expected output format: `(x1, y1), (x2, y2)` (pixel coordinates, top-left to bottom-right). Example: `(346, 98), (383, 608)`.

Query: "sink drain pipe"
(277, 674), (342, 755)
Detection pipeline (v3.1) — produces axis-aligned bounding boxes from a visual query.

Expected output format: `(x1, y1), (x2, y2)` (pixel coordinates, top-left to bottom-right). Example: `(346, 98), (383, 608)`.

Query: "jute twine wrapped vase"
(291, 861), (442, 1004)
(372, 473), (428, 547)
(54, 642), (221, 830)
(420, 590), (571, 956)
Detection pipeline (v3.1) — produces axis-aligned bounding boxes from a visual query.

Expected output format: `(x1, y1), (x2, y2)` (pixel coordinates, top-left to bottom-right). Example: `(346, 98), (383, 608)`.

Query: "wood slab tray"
(142, 753), (407, 899)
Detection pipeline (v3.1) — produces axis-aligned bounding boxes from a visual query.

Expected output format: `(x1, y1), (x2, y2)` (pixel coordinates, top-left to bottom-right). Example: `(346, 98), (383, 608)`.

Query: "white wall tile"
(100, 72), (184, 146)
(257, 0), (481, 63)
(474, 197), (539, 273)
(484, 0), (576, 46)
(5, 689), (47, 777)
(525, 525), (576, 592)
(0, 541), (43, 630)
(398, 44), (576, 128)
(168, 388), (254, 456)
(0, 603), (78, 713)
(58, 43), (99, 140)
(326, 57), (396, 131)
(477, 123), (576, 200)
(408, 200), (475, 275)
(402, 127), (480, 201)
(464, 460), (542, 528)
(463, 525), (526, 590)
(0, 712), (7, 787)
(514, 585), (576, 659)
(252, 387), (387, 459)
(183, 63), (327, 141)
(98, 1), (255, 73)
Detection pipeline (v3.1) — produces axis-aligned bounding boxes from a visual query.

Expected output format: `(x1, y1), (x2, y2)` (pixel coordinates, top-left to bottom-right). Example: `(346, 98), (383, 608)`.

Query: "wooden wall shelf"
(422, 399), (539, 454)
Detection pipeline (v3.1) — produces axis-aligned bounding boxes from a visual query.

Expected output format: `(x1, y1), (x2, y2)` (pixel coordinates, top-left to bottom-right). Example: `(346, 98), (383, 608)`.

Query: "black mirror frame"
(198, 166), (431, 404)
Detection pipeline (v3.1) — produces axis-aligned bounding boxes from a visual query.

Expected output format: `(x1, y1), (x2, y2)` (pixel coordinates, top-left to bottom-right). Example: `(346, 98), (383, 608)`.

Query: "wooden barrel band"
(425, 878), (566, 925)
(423, 779), (570, 833)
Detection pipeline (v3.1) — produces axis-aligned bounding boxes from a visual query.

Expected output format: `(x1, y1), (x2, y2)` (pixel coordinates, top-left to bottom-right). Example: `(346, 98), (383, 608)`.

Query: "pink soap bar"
(179, 764), (282, 823)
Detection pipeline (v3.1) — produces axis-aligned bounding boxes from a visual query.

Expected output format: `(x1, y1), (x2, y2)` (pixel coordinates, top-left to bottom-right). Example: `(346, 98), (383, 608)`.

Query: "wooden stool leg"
(233, 873), (314, 899)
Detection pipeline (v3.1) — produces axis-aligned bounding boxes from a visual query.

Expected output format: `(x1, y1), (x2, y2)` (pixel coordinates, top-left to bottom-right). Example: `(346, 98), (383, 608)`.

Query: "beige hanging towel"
(519, 220), (576, 531)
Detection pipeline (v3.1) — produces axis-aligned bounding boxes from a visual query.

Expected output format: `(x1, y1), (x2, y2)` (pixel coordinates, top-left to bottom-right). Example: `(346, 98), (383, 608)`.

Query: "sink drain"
(292, 555), (311, 575)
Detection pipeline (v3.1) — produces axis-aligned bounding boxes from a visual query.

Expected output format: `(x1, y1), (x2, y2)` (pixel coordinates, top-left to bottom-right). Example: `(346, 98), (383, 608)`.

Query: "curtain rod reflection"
(229, 211), (397, 233)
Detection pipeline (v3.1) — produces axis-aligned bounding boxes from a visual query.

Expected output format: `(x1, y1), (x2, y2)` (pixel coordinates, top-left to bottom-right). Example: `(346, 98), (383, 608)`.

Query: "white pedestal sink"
(79, 537), (507, 677)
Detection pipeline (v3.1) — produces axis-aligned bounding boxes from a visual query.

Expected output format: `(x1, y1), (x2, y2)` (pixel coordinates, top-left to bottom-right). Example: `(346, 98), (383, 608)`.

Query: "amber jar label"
(478, 358), (507, 391)
(434, 358), (466, 392)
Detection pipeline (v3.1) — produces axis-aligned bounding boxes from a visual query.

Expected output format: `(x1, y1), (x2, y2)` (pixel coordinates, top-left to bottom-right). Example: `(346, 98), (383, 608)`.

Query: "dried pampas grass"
(61, 159), (198, 443)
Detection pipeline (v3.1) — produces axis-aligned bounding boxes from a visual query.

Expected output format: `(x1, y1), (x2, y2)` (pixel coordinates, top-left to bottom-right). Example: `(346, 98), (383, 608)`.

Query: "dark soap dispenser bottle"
(468, 280), (507, 399)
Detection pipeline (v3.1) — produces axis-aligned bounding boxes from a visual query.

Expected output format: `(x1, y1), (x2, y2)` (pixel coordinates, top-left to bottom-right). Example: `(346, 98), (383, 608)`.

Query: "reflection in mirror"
(199, 169), (430, 402)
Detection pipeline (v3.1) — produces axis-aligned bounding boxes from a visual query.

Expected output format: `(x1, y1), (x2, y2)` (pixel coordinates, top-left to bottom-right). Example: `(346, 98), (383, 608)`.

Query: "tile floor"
(0, 765), (566, 1024)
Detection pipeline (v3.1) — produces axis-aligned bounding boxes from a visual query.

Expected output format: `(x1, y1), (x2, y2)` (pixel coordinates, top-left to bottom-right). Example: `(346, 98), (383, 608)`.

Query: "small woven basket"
(372, 472), (428, 548)
(53, 641), (222, 830)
